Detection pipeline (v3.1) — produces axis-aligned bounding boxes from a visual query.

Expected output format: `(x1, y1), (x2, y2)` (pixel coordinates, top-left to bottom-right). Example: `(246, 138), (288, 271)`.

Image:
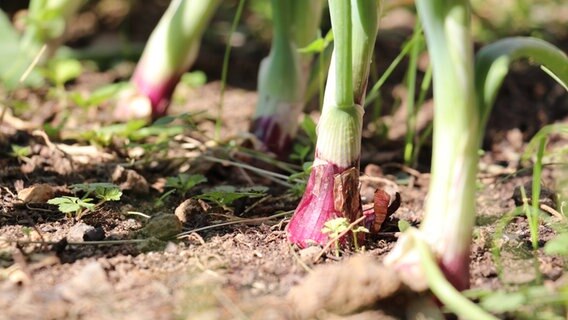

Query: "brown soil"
(1, 77), (566, 319)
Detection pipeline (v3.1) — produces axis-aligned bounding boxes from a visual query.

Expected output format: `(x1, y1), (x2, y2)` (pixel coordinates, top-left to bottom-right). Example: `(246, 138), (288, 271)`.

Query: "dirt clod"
(111, 165), (150, 195)
(67, 222), (96, 242)
(287, 255), (403, 318)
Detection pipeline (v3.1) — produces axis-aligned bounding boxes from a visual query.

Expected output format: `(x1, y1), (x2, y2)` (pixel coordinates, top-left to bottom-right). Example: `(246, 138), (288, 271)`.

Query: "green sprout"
(165, 173), (207, 197)
(322, 217), (350, 257)
(322, 217), (369, 256)
(47, 196), (95, 219)
(48, 182), (122, 219)
(196, 186), (268, 211)
(9, 145), (32, 163)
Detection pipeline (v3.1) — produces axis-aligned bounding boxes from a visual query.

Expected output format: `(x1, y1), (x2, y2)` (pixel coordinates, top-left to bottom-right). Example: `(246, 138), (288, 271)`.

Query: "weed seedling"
(48, 182), (122, 219)
(196, 186), (267, 212)
(165, 173), (207, 197)
(321, 217), (350, 257)
(9, 145), (31, 163)
(321, 217), (369, 256)
(47, 196), (95, 219)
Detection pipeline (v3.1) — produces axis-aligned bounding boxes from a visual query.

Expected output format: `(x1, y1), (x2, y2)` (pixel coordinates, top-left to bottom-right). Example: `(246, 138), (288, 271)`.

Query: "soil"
(1, 3), (568, 320)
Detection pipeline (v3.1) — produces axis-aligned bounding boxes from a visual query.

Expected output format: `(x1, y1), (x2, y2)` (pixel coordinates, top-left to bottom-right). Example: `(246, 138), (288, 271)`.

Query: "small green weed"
(47, 196), (95, 218)
(165, 173), (207, 196)
(322, 217), (369, 256)
(42, 58), (82, 87)
(48, 182), (122, 219)
(196, 185), (268, 211)
(9, 144), (31, 162)
(322, 217), (349, 257)
(70, 82), (130, 110)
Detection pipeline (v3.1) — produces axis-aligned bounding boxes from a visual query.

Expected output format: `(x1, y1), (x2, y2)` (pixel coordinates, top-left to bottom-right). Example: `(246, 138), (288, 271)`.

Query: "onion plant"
(250, 0), (323, 157)
(0, 0), (84, 88)
(115, 0), (220, 120)
(287, 0), (379, 248)
(385, 0), (568, 296)
(22, 0), (85, 56)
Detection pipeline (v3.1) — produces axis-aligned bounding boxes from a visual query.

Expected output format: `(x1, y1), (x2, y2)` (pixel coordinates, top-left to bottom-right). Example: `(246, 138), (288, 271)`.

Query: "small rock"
(512, 181), (556, 209)
(364, 164), (383, 177)
(56, 262), (111, 301)
(17, 184), (55, 203)
(67, 222), (95, 243)
(138, 214), (183, 240)
(164, 241), (178, 253)
(84, 226), (106, 241)
(137, 237), (167, 252)
(111, 165), (150, 195)
(298, 246), (322, 264)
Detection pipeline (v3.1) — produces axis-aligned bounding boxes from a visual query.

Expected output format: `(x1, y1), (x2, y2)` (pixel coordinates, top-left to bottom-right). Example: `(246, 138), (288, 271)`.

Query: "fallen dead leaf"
(17, 184), (56, 203)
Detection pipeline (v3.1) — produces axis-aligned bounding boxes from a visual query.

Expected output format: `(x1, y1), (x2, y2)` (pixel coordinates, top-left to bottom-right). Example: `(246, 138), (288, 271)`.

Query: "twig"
(0, 238), (147, 246)
(314, 215), (367, 262)
(1, 44), (48, 125)
(127, 211), (151, 219)
(381, 162), (424, 178)
(21, 204), (47, 246)
(289, 243), (313, 273)
(32, 130), (76, 171)
(185, 232), (206, 245)
(242, 195), (270, 215)
(19, 45), (47, 84)
(25, 204), (56, 213)
(236, 166), (255, 185)
(177, 211), (292, 238)
(540, 204), (564, 220)
(202, 155), (294, 188)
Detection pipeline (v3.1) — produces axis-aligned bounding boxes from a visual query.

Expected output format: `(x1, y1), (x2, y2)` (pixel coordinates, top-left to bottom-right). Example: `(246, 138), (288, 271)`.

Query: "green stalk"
(475, 37), (568, 134)
(418, 1), (479, 291)
(216, 0), (246, 141)
(415, 231), (498, 320)
(411, 64), (433, 166)
(117, 0), (220, 120)
(530, 137), (546, 250)
(330, 0), (353, 107)
(386, 0), (478, 292)
(350, 0), (380, 105)
(364, 33), (417, 107)
(287, 0), (378, 247)
(0, 0), (84, 88)
(291, 0), (325, 56)
(403, 22), (423, 166)
(250, 0), (323, 157)
(22, 0), (85, 55)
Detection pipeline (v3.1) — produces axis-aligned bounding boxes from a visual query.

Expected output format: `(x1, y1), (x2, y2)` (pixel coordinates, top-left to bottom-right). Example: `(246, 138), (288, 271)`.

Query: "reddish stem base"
(132, 69), (181, 120)
(250, 116), (293, 159)
(287, 161), (346, 248)
(440, 250), (471, 291)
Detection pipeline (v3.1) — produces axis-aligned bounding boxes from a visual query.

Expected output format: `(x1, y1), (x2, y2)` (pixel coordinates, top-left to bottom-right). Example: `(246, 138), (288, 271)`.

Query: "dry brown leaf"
(17, 184), (56, 203)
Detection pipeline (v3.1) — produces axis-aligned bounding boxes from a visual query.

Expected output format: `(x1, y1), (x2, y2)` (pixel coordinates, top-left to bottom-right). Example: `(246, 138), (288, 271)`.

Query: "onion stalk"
(22, 0), (85, 56)
(287, 0), (379, 248)
(385, 0), (479, 292)
(385, 1), (568, 294)
(115, 0), (220, 120)
(250, 0), (323, 157)
(475, 37), (568, 133)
